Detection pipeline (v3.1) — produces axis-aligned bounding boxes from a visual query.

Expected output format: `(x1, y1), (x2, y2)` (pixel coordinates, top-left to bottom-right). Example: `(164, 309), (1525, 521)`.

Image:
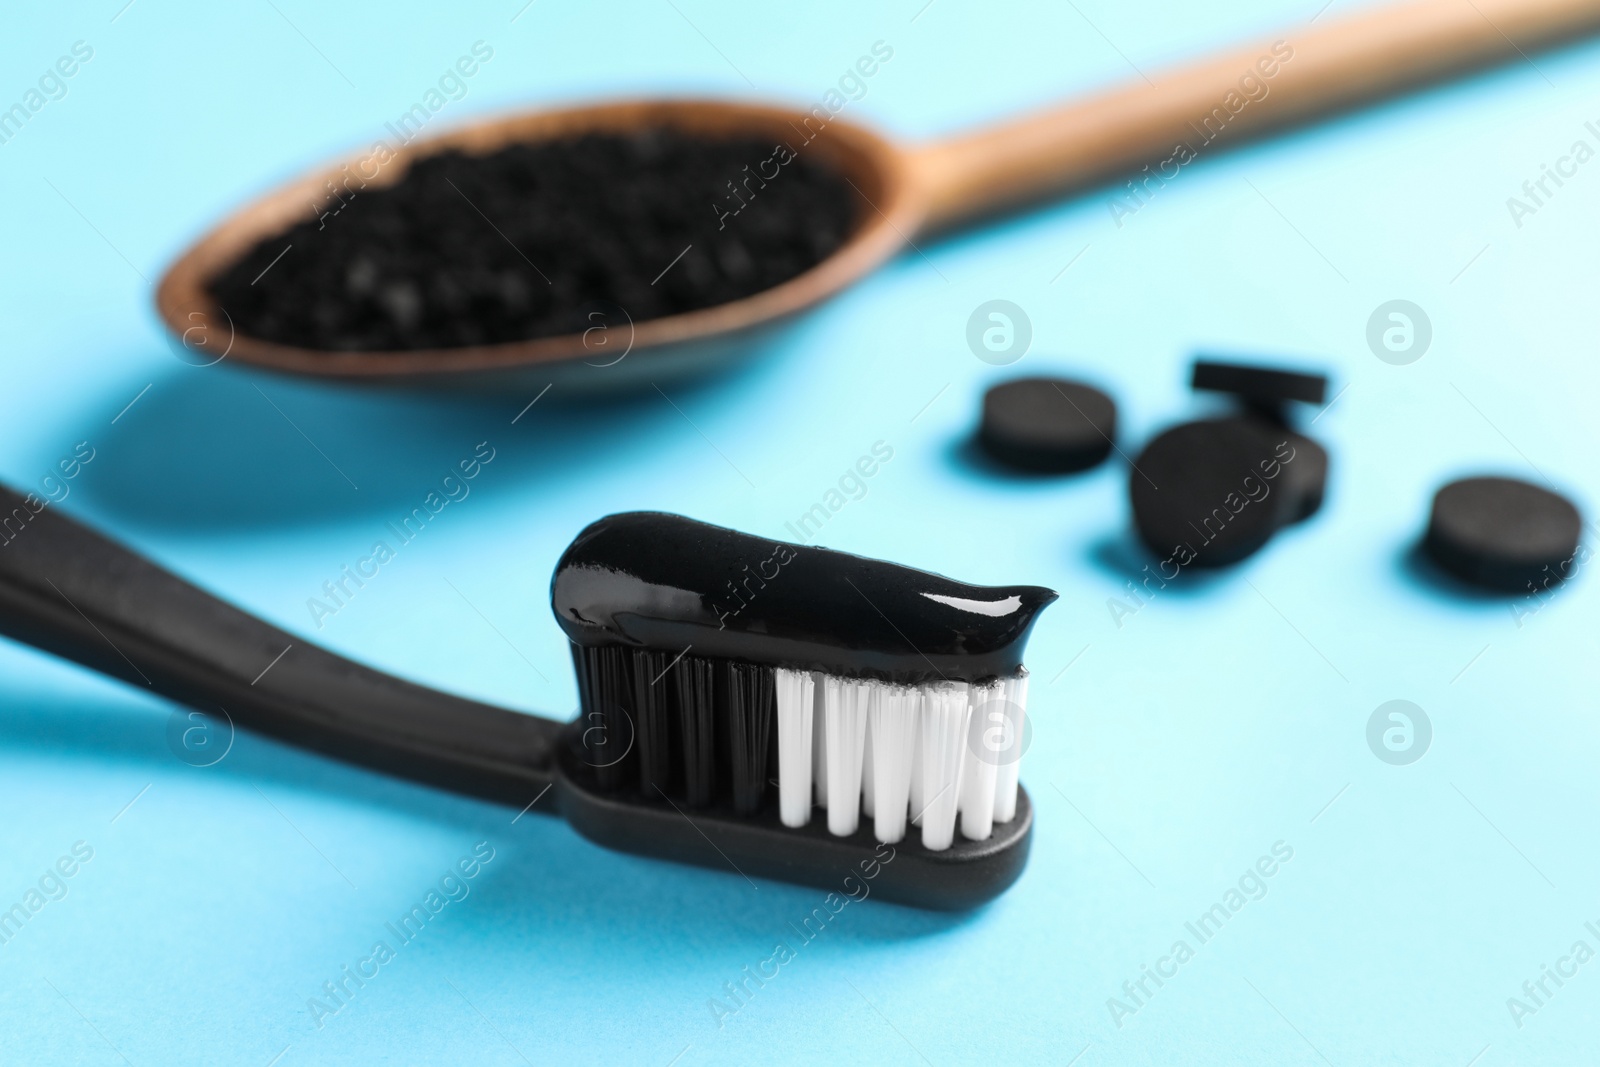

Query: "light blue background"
(2, 0), (1598, 1063)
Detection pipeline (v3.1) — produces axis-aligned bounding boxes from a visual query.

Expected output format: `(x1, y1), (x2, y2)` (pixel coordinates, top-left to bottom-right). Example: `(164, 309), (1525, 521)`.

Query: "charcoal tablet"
(1280, 430), (1328, 524)
(1192, 360), (1328, 407)
(978, 377), (1116, 473)
(1218, 417), (1327, 524)
(1423, 476), (1581, 592)
(1130, 419), (1296, 567)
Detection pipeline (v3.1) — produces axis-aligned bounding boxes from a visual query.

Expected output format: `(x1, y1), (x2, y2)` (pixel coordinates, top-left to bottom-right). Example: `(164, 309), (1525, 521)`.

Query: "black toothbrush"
(0, 491), (1054, 909)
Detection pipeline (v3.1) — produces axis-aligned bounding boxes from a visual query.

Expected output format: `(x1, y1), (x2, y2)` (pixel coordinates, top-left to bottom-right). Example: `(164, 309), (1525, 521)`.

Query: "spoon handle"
(910, 0), (1600, 229)
(0, 485), (561, 807)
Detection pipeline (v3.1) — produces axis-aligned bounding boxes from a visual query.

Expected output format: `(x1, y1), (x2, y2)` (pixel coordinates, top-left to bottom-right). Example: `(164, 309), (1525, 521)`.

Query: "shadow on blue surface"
(1396, 539), (1534, 603)
(1085, 529), (1232, 596)
(943, 433), (1109, 485)
(75, 354), (754, 533)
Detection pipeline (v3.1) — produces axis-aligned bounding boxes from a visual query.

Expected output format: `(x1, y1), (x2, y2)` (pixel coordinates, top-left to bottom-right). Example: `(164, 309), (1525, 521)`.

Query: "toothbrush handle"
(0, 485), (562, 808)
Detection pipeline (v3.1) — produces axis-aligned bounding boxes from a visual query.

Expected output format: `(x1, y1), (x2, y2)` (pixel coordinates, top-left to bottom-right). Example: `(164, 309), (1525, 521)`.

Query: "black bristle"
(572, 646), (772, 814)
(725, 662), (774, 816)
(579, 645), (636, 790)
(631, 649), (673, 795)
(673, 655), (717, 806)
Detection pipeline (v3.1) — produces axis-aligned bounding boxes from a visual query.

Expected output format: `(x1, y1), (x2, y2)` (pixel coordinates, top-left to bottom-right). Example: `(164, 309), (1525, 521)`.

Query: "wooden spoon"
(156, 0), (1600, 389)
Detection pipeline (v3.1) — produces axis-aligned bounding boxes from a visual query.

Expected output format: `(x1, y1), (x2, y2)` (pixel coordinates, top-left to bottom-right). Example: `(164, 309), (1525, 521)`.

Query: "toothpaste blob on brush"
(551, 512), (1056, 852)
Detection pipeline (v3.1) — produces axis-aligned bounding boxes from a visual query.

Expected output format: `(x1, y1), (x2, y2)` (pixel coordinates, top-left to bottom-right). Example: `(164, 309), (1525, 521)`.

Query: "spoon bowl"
(156, 98), (919, 389)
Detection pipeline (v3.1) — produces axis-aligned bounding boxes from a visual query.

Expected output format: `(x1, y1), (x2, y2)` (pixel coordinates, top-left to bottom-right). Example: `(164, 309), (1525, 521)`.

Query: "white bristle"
(993, 670), (1029, 823)
(860, 686), (877, 820)
(775, 668), (816, 828)
(960, 681), (1005, 841)
(908, 704), (925, 827)
(771, 666), (1029, 845)
(811, 671), (828, 808)
(869, 685), (918, 844)
(918, 682), (971, 852)
(823, 676), (871, 836)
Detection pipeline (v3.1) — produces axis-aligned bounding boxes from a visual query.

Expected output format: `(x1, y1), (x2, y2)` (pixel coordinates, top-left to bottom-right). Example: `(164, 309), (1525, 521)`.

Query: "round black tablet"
(1218, 417), (1328, 524)
(978, 377), (1116, 473)
(1130, 419), (1296, 567)
(1423, 476), (1581, 592)
(1280, 431), (1328, 524)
